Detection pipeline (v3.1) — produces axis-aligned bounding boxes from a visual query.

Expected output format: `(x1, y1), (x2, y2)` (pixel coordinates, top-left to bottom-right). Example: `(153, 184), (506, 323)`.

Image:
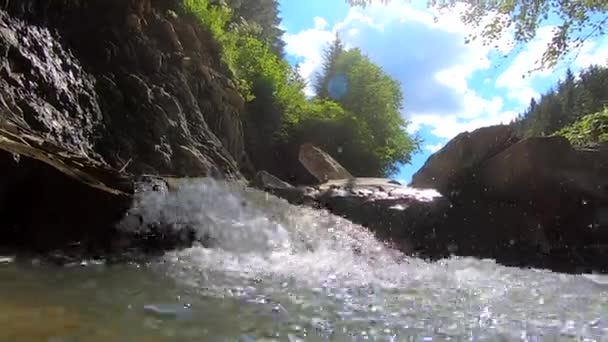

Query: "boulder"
(298, 143), (352, 183)
(478, 136), (608, 250)
(479, 136), (608, 202)
(405, 129), (608, 272)
(269, 177), (453, 257)
(253, 170), (293, 191)
(410, 125), (519, 194)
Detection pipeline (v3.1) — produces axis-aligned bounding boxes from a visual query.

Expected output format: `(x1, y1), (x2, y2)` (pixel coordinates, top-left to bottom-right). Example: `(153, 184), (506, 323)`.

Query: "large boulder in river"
(478, 136), (608, 251)
(265, 177), (454, 257)
(480, 136), (608, 202)
(253, 170), (293, 191)
(405, 126), (608, 272)
(263, 128), (608, 273)
(314, 178), (451, 256)
(410, 125), (519, 194)
(298, 143), (352, 183)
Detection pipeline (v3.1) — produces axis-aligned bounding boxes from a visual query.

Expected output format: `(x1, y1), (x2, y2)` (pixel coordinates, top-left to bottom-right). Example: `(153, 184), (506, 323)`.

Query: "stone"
(253, 171), (293, 191)
(0, 0), (245, 180)
(479, 136), (608, 202)
(268, 177), (452, 257)
(410, 125), (519, 194)
(125, 13), (143, 33)
(478, 136), (608, 251)
(298, 143), (352, 183)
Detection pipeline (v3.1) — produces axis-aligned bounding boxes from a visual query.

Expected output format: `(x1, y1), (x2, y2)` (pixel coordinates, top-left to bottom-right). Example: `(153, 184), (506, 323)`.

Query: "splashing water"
(3, 178), (608, 341)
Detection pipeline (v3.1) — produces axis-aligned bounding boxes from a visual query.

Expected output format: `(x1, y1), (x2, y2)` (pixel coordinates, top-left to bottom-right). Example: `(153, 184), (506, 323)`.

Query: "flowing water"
(2, 178), (608, 341)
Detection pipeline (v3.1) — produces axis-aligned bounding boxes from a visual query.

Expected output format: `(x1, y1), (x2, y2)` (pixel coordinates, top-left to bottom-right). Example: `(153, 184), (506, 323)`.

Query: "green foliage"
(183, 0), (291, 100)
(183, 0), (420, 179)
(348, 0), (608, 69)
(183, 0), (232, 43)
(224, 0), (286, 56)
(553, 108), (608, 147)
(182, 0), (239, 79)
(312, 43), (420, 176)
(512, 65), (608, 137)
(314, 34), (345, 99)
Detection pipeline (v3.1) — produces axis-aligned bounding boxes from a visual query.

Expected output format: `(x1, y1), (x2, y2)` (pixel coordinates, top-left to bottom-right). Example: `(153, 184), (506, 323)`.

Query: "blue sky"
(279, 0), (608, 182)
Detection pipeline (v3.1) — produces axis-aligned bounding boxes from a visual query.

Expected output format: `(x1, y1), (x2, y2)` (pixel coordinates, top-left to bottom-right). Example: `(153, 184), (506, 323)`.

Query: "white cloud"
(409, 110), (519, 140)
(283, 1), (519, 139)
(495, 26), (556, 105)
(574, 36), (608, 69)
(425, 143), (444, 153)
(282, 2), (606, 151)
(283, 20), (335, 95)
(283, 2), (512, 100)
(313, 16), (328, 30)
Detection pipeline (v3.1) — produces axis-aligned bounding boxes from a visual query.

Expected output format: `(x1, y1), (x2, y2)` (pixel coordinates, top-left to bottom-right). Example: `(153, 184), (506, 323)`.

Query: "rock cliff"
(0, 0), (249, 255)
(0, 0), (246, 178)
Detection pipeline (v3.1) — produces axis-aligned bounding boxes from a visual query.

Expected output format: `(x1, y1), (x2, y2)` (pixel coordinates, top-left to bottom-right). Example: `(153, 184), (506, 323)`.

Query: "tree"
(313, 33), (345, 99)
(558, 68), (576, 125)
(347, 0), (608, 69)
(225, 0), (286, 56)
(311, 38), (421, 176)
(185, 0), (420, 179)
(512, 64), (608, 138)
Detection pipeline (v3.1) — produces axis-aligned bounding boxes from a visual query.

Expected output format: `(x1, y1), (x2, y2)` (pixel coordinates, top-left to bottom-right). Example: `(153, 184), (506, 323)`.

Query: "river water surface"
(2, 179), (608, 341)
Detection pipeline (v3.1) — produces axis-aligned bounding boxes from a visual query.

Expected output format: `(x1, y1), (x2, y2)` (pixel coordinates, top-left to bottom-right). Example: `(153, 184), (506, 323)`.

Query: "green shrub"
(181, 0), (421, 178)
(553, 108), (608, 147)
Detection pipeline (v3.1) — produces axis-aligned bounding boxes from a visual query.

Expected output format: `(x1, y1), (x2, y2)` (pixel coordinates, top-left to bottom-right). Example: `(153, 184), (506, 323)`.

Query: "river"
(1, 178), (608, 341)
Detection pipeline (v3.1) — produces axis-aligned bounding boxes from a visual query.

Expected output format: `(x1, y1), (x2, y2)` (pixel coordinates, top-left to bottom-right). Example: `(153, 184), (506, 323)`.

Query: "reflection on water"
(2, 178), (608, 341)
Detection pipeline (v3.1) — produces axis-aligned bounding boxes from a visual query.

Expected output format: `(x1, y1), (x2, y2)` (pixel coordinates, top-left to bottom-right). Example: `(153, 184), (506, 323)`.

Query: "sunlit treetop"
(347, 0), (608, 69)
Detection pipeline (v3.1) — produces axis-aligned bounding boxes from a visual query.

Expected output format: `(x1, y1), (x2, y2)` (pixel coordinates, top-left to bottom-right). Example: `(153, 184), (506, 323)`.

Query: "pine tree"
(225, 0), (285, 56)
(512, 64), (608, 138)
(287, 63), (307, 91)
(314, 33), (345, 99)
(557, 68), (576, 126)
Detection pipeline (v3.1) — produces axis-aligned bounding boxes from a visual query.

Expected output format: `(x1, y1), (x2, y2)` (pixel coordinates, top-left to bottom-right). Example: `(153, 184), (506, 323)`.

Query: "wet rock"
(410, 125), (519, 194)
(298, 143), (352, 183)
(478, 136), (608, 252)
(405, 126), (608, 273)
(0, 11), (102, 158)
(253, 171), (293, 191)
(479, 136), (608, 202)
(1, 0), (245, 179)
(267, 177), (452, 257)
(315, 179), (451, 257)
(0, 126), (207, 256)
(266, 164), (608, 273)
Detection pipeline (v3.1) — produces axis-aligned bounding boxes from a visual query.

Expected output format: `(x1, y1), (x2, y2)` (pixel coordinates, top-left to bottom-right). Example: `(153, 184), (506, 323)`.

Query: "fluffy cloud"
(425, 143), (444, 153)
(495, 28), (608, 107)
(574, 36), (608, 69)
(282, 1), (607, 144)
(282, 2), (520, 139)
(283, 17), (335, 94)
(494, 26), (556, 105)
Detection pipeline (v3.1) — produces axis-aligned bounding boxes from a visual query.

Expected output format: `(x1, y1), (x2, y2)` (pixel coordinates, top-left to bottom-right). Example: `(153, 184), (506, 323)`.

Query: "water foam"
(119, 178), (608, 340)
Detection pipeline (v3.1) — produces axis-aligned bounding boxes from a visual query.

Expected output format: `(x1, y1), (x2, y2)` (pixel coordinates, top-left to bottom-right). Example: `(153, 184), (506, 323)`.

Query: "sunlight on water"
(3, 178), (608, 341)
(131, 179), (608, 340)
